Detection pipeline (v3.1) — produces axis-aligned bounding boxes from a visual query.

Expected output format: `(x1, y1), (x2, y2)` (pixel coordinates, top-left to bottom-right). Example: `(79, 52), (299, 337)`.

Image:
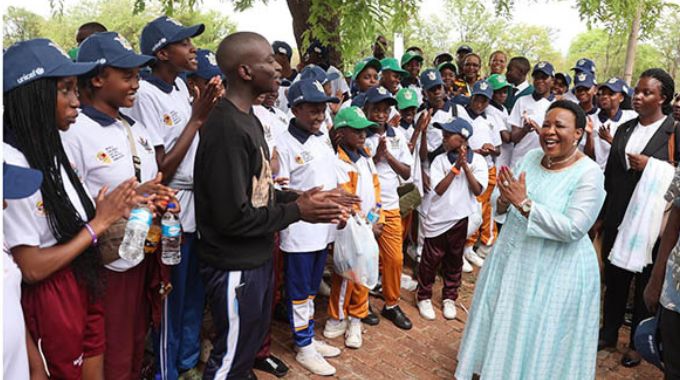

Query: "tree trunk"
(623, 3), (642, 84)
(286, 0), (342, 69)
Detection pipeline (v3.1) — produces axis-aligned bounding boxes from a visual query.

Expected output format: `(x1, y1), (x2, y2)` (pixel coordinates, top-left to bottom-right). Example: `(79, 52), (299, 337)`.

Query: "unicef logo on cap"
(114, 34), (133, 51)
(538, 62), (546, 68)
(427, 71), (436, 81)
(277, 47), (287, 55)
(404, 91), (413, 100)
(36, 67), (45, 75)
(16, 67), (45, 84)
(577, 73), (587, 81)
(480, 82), (488, 90)
(578, 59), (585, 66)
(378, 86), (387, 95)
(608, 78), (617, 84)
(206, 52), (217, 66)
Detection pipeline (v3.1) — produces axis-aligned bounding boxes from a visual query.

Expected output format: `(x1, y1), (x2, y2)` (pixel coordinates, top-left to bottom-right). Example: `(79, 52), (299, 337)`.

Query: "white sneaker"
(462, 256), (473, 273)
(476, 244), (492, 259)
(323, 319), (347, 339)
(318, 279), (331, 297)
(442, 299), (457, 320)
(313, 339), (341, 358)
(464, 247), (485, 268)
(296, 348), (336, 376)
(417, 299), (436, 320)
(400, 274), (418, 292)
(344, 319), (363, 349)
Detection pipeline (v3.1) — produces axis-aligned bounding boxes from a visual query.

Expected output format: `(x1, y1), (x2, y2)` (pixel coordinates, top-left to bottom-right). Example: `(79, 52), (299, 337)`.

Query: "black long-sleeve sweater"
(194, 98), (300, 270)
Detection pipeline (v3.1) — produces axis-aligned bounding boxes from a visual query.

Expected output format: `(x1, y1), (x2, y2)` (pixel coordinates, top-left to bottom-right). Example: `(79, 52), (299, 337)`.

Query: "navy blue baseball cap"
(4, 38), (99, 93)
(351, 93), (367, 108)
(435, 118), (473, 139)
(306, 40), (328, 58)
(456, 45), (473, 55)
(555, 72), (572, 87)
(420, 68), (445, 91)
(634, 315), (664, 370)
(572, 58), (596, 75)
(190, 49), (222, 79)
(600, 77), (629, 95)
(364, 85), (397, 106)
(4, 163), (43, 200)
(573, 71), (596, 89)
(272, 41), (292, 61)
(140, 16), (205, 56)
(532, 61), (555, 77)
(287, 79), (340, 107)
(471, 79), (493, 99)
(300, 65), (339, 85)
(78, 32), (155, 69)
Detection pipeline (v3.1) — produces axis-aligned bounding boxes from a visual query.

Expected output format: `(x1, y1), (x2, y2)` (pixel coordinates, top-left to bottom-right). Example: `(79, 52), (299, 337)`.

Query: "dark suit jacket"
(601, 115), (680, 254)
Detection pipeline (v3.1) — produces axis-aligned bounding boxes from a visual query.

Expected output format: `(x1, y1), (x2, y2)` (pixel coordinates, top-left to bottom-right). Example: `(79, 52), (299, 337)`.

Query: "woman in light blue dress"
(455, 100), (606, 379)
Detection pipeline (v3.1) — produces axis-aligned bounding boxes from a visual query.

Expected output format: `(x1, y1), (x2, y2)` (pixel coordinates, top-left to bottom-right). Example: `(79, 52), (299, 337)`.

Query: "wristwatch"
(518, 198), (532, 214)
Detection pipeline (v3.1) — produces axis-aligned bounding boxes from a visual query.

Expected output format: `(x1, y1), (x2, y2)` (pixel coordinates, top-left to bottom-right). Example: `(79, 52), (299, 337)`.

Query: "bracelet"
(450, 166), (461, 175)
(84, 223), (98, 246)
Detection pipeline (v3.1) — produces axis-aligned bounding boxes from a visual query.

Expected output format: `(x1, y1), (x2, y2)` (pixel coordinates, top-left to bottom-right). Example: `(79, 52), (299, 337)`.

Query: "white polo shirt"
(592, 109), (637, 170)
(422, 151), (488, 238)
(254, 104), (289, 156)
(4, 245), (28, 380)
(276, 123), (338, 252)
(125, 74), (197, 232)
(457, 105), (503, 168)
(424, 102), (457, 153)
(486, 102), (512, 168)
(508, 93), (554, 168)
(61, 106), (159, 272)
(364, 126), (414, 210)
(3, 143), (91, 250)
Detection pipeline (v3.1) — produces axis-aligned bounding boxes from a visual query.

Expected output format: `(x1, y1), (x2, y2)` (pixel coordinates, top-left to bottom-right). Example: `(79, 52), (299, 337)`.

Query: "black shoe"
(253, 355), (288, 377)
(621, 350), (641, 368)
(361, 306), (380, 326)
(597, 339), (616, 351)
(381, 305), (412, 330)
(369, 283), (383, 298)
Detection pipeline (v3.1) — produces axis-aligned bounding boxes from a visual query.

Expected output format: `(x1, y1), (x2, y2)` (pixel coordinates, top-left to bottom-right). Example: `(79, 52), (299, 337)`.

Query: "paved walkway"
(259, 268), (663, 380)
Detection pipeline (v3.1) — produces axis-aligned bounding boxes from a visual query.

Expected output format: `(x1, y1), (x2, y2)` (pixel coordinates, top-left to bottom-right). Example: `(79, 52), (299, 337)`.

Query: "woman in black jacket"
(598, 68), (678, 367)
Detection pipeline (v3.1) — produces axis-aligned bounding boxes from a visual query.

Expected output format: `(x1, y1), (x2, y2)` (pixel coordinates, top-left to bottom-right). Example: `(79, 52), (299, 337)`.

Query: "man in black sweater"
(194, 32), (348, 380)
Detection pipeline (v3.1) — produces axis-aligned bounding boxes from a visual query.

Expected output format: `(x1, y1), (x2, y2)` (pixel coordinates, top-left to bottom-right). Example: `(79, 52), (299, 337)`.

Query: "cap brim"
(192, 68), (223, 80)
(423, 81), (444, 91)
(48, 60), (99, 78)
(326, 72), (340, 81)
(397, 100), (419, 110)
(366, 96), (397, 106)
(471, 91), (492, 100)
(337, 119), (376, 129)
(110, 53), (156, 69)
(491, 84), (511, 91)
(599, 83), (624, 94)
(169, 24), (205, 45)
(532, 69), (553, 77)
(4, 164), (43, 199)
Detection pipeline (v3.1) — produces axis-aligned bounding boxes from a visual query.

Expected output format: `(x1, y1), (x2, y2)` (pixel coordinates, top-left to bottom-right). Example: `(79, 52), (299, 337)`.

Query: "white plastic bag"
(333, 215), (380, 288)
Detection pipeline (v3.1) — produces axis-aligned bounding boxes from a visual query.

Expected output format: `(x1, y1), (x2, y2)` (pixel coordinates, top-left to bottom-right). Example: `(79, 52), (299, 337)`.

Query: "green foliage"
(3, 0), (235, 52)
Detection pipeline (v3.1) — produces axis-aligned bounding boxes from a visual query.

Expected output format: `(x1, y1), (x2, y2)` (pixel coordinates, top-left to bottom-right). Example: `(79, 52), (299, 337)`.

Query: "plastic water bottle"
(161, 203), (182, 265)
(366, 202), (382, 224)
(119, 204), (153, 263)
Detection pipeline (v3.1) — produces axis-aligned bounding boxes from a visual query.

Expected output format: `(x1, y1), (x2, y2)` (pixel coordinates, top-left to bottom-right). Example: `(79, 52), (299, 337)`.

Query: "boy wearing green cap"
(380, 57), (408, 95)
(486, 74), (514, 170)
(400, 50), (424, 104)
(326, 107), (384, 349)
(353, 57), (381, 94)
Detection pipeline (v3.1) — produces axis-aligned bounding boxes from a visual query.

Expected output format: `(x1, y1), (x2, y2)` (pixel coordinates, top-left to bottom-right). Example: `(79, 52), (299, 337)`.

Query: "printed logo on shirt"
(35, 200), (46, 217)
(96, 151), (112, 165)
(72, 353), (84, 367)
(262, 123), (273, 141)
(390, 137), (400, 150)
(96, 147), (124, 165)
(163, 110), (182, 127)
(138, 136), (154, 154)
(294, 151), (314, 165)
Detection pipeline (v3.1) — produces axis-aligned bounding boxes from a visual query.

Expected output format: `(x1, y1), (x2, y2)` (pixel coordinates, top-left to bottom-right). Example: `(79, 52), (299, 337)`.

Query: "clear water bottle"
(366, 202), (382, 224)
(119, 204), (153, 263)
(161, 203), (182, 265)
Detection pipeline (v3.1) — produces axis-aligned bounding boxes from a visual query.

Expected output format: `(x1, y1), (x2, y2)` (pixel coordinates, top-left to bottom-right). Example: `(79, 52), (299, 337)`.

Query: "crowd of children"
(3, 17), (680, 380)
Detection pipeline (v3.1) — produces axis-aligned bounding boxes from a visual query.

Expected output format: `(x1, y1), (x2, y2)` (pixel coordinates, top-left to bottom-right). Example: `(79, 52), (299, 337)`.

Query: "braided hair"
(4, 78), (103, 296)
(639, 68), (675, 115)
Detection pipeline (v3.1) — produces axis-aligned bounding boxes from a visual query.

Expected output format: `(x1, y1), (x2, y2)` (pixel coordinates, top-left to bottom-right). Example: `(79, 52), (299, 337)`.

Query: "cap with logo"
(573, 71), (596, 89)
(634, 314), (664, 370)
(334, 106), (377, 130)
(456, 45), (473, 55)
(300, 65), (340, 85)
(3, 163), (43, 200)
(140, 16), (205, 56)
(4, 38), (99, 93)
(572, 58), (596, 76)
(78, 32), (155, 69)
(555, 72), (572, 88)
(400, 50), (424, 67)
(487, 74), (512, 91)
(471, 79), (493, 99)
(380, 57), (408, 76)
(364, 86), (397, 106)
(272, 40), (292, 61)
(599, 77), (629, 95)
(434, 52), (454, 63)
(286, 79), (340, 107)
(420, 68), (445, 91)
(395, 88), (419, 110)
(532, 61), (555, 77)
(435, 118), (474, 139)
(352, 58), (382, 81)
(190, 49), (222, 80)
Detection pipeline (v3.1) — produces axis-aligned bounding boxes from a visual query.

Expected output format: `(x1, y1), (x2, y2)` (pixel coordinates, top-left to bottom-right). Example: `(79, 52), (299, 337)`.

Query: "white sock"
(299, 343), (315, 355)
(385, 304), (397, 310)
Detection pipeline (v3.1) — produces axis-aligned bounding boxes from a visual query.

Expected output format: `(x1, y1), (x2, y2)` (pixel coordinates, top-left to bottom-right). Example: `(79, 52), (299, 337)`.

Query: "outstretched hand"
(297, 187), (350, 224)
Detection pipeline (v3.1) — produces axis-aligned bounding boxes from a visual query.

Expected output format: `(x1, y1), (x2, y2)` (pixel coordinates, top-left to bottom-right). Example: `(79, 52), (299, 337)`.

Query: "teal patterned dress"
(455, 149), (606, 380)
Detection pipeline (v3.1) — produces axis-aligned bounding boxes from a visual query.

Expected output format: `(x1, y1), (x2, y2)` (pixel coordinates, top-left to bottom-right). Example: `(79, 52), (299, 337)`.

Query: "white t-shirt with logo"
(508, 94), (554, 168)
(253, 104), (289, 156)
(486, 104), (512, 168)
(458, 105), (503, 168)
(125, 76), (197, 232)
(364, 127), (414, 210)
(61, 110), (159, 271)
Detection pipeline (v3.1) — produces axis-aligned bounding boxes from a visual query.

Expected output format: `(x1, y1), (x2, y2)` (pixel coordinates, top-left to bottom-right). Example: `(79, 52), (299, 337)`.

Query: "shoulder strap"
(119, 117), (142, 182)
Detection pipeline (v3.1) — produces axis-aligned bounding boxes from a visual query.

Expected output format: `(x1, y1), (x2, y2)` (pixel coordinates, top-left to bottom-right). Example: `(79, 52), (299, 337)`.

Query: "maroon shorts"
(22, 266), (105, 380)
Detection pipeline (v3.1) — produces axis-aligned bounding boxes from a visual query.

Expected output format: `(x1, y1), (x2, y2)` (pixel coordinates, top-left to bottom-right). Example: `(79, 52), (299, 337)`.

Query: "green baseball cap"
(400, 50), (424, 67)
(487, 74), (512, 91)
(437, 61), (457, 74)
(352, 57), (381, 80)
(380, 57), (408, 75)
(395, 88), (419, 110)
(334, 106), (377, 130)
